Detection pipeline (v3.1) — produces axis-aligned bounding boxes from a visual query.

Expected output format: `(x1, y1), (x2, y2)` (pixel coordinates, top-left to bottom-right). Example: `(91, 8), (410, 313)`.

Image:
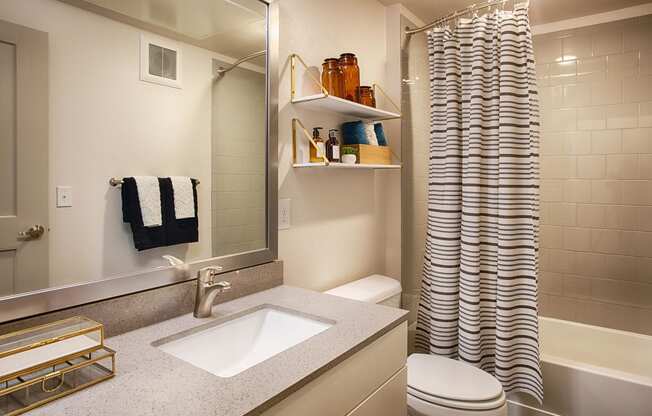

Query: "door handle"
(18, 225), (45, 240)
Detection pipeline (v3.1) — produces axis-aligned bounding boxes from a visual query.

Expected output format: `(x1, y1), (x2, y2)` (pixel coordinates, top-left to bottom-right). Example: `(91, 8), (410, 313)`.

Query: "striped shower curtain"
(414, 3), (543, 402)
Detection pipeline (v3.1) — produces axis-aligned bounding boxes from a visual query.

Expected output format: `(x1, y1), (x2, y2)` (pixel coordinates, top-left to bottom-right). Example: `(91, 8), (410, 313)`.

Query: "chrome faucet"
(193, 266), (231, 318)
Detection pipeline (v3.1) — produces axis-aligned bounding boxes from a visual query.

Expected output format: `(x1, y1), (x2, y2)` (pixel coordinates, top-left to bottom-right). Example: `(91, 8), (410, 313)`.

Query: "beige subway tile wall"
(211, 66), (266, 256)
(402, 18), (429, 333)
(535, 14), (652, 335)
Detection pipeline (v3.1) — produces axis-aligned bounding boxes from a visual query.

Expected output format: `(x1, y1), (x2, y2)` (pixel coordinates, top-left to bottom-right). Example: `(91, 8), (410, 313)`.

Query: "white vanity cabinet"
(262, 321), (408, 416)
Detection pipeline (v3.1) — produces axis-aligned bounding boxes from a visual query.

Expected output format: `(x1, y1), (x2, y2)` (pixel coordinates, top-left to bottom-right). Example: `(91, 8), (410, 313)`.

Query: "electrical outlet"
(56, 186), (73, 207)
(278, 198), (291, 230)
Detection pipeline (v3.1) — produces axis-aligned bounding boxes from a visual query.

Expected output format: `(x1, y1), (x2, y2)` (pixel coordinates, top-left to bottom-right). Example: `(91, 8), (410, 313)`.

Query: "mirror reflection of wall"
(212, 59), (267, 258)
(0, 0), (268, 297)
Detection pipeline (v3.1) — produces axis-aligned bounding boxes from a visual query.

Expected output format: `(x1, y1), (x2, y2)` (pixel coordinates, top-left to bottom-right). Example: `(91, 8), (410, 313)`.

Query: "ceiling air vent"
(140, 34), (182, 88)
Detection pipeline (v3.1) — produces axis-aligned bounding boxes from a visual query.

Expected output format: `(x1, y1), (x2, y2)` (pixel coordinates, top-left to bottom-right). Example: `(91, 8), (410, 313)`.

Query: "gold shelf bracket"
(372, 83), (402, 116)
(290, 53), (330, 100)
(292, 118), (330, 165)
(372, 83), (402, 163)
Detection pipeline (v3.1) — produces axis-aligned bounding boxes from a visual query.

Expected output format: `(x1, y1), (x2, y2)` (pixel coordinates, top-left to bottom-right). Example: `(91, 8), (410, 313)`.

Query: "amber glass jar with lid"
(321, 58), (344, 98)
(339, 53), (360, 102)
(356, 86), (375, 107)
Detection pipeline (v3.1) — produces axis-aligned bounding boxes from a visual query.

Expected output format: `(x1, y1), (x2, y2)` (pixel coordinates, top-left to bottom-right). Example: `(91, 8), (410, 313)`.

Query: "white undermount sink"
(156, 306), (333, 378)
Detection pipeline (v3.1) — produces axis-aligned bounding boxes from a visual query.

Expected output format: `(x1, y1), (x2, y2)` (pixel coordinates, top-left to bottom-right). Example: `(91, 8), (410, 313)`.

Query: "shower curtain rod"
(215, 50), (266, 75)
(405, 0), (522, 35)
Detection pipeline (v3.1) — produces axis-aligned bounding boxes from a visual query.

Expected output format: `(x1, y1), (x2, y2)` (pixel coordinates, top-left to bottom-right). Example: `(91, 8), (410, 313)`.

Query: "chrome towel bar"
(109, 177), (200, 187)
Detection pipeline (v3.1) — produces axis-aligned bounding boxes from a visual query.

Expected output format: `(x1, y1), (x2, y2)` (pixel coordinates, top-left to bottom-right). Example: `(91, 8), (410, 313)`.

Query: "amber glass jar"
(339, 53), (360, 102)
(356, 86), (375, 107)
(321, 58), (344, 98)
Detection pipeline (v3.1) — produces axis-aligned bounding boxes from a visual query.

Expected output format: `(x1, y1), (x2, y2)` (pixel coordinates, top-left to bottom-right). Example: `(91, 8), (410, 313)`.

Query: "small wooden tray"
(345, 145), (391, 165)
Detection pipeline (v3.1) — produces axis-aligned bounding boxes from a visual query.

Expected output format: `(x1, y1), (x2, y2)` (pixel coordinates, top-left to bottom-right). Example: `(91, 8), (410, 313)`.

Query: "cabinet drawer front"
(262, 321), (407, 416)
(347, 366), (407, 416)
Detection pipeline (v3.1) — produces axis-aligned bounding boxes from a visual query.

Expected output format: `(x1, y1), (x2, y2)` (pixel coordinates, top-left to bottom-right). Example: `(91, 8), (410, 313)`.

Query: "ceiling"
(67, 0), (266, 61)
(379, 0), (652, 26)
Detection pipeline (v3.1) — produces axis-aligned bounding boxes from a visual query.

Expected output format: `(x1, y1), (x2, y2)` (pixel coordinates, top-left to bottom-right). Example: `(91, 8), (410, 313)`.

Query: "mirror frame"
(0, 0), (279, 324)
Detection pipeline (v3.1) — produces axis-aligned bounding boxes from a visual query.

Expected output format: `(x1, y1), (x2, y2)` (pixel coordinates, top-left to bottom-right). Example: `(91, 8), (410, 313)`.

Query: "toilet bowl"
(325, 275), (508, 416)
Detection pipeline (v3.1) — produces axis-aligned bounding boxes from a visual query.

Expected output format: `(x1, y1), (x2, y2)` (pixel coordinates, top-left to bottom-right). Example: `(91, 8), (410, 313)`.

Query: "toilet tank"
(324, 275), (402, 308)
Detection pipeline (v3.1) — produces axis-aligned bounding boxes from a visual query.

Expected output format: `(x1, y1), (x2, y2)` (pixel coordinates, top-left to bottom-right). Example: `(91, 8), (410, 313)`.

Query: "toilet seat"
(407, 354), (506, 412)
(407, 390), (507, 416)
(408, 386), (506, 411)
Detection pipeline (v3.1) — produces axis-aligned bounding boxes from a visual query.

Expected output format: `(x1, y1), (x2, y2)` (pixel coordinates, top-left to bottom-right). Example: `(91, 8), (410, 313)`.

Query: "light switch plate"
(278, 198), (290, 230)
(56, 186), (73, 207)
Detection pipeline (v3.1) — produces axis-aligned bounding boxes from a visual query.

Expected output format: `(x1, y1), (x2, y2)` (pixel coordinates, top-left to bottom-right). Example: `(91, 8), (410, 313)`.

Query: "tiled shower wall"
(535, 15), (652, 334)
(401, 16), (429, 347)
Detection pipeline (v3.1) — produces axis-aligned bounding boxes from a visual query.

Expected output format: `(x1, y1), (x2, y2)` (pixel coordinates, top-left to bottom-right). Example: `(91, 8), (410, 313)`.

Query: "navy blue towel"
(121, 177), (199, 251)
(374, 123), (388, 146)
(341, 121), (369, 145)
(161, 178), (199, 247)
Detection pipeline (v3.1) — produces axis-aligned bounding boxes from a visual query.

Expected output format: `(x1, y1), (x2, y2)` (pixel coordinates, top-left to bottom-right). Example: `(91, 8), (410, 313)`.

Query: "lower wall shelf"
(293, 162), (402, 169)
(291, 118), (402, 170)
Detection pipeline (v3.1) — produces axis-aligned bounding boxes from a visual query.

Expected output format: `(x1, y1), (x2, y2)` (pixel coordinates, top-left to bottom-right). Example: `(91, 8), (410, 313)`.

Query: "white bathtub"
(508, 317), (652, 416)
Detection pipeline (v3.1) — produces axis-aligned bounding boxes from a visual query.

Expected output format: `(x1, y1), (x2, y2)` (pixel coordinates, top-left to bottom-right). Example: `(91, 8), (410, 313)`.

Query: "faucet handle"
(198, 266), (224, 284)
(208, 280), (232, 291)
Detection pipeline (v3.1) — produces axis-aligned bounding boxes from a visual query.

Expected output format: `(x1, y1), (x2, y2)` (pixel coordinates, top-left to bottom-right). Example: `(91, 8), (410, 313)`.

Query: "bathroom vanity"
(21, 286), (407, 416)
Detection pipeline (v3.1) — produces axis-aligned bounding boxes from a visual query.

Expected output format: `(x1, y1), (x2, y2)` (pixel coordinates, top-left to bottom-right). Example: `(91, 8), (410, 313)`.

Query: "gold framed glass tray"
(0, 347), (115, 415)
(0, 316), (104, 383)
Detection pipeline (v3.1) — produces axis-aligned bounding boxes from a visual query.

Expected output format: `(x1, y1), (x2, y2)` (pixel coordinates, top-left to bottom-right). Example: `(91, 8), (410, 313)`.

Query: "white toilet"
(325, 275), (508, 416)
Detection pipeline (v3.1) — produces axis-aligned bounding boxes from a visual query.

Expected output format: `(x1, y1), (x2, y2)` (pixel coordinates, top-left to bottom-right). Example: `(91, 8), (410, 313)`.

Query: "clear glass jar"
(338, 53), (360, 102)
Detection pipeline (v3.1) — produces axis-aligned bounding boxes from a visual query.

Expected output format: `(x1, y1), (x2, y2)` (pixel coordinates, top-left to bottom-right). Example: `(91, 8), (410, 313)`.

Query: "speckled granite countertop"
(28, 285), (408, 416)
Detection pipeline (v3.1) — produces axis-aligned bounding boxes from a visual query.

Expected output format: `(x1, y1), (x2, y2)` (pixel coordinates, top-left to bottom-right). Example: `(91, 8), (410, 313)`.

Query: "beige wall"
(277, 0), (402, 291)
(381, 4), (425, 284)
(535, 14), (652, 334)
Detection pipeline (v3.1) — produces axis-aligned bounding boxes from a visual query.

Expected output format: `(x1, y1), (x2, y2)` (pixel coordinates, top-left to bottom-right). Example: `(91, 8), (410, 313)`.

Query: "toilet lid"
(408, 387), (506, 412)
(407, 354), (504, 403)
(324, 275), (401, 304)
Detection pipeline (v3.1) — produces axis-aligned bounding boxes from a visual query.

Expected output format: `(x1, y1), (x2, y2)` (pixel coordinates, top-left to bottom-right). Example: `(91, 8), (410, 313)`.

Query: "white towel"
(133, 176), (162, 227)
(170, 176), (195, 219)
(364, 123), (379, 146)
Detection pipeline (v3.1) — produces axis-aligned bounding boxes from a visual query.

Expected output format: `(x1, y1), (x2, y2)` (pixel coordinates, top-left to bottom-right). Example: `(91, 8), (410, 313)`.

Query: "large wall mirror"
(0, 0), (278, 322)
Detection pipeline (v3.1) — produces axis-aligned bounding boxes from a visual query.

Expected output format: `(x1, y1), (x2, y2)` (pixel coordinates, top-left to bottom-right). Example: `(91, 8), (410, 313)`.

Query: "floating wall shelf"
(289, 53), (401, 121)
(292, 94), (401, 120)
(293, 162), (402, 170)
(291, 118), (402, 170)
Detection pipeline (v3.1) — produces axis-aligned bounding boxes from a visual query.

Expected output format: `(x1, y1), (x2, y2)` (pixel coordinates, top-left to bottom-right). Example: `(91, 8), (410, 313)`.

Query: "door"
(0, 19), (48, 296)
